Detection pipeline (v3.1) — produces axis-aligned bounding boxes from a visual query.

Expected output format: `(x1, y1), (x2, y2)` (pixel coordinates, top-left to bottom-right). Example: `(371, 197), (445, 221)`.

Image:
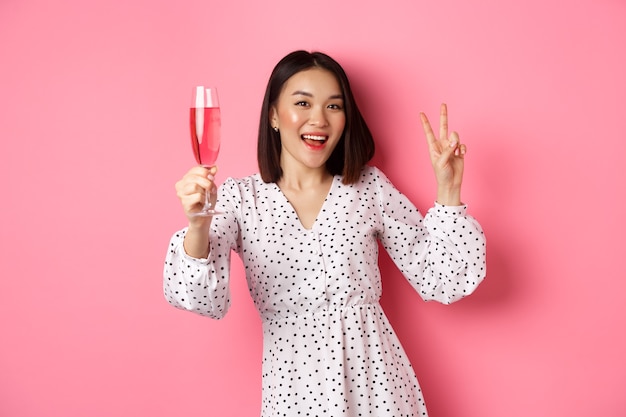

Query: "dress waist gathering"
(257, 299), (381, 323)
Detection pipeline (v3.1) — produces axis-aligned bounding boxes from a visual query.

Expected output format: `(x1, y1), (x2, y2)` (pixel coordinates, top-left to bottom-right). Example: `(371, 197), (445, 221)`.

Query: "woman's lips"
(301, 134), (328, 148)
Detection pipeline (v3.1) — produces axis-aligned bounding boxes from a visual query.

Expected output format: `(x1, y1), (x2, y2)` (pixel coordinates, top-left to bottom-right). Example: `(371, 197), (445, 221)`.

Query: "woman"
(164, 50), (486, 416)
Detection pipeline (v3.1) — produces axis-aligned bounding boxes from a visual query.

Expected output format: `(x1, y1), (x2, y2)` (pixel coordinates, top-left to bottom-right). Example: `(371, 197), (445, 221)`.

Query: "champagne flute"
(190, 86), (222, 216)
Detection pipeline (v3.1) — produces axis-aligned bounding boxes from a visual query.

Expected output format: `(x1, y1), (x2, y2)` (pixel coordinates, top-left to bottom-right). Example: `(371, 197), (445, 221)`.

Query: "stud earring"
(273, 126), (279, 132)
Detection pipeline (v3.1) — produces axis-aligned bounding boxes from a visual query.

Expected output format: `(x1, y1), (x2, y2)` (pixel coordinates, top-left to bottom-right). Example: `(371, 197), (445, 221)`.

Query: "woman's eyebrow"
(291, 90), (313, 97)
(291, 90), (344, 99)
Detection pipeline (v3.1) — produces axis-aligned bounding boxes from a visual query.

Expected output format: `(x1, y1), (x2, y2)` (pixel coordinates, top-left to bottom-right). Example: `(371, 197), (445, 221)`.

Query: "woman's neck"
(278, 165), (332, 191)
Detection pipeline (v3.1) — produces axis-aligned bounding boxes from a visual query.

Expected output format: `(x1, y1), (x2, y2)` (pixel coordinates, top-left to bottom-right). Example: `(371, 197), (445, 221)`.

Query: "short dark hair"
(257, 50), (375, 184)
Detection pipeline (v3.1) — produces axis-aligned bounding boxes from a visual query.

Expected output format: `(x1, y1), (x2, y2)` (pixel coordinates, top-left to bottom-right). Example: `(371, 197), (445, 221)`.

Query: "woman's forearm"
(183, 223), (211, 259)
(436, 185), (462, 206)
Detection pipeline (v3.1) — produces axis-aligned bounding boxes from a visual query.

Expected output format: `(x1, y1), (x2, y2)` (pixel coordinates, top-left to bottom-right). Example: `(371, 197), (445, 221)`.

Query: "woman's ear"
(269, 106), (278, 128)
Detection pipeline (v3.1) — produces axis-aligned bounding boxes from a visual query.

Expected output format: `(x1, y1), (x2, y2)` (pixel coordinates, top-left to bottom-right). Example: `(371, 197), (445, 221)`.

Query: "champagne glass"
(189, 86), (222, 216)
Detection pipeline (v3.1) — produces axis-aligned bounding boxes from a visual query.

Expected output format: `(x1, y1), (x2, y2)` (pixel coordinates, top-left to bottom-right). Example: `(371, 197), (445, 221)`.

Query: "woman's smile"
(301, 133), (329, 148)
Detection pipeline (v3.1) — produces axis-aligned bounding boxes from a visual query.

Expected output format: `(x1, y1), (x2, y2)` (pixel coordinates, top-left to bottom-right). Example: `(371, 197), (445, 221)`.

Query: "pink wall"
(1, 0), (625, 415)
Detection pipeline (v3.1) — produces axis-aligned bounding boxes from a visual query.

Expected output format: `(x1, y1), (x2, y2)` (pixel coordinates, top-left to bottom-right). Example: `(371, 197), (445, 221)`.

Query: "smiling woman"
(164, 50), (487, 416)
(258, 51), (376, 185)
(269, 68), (346, 179)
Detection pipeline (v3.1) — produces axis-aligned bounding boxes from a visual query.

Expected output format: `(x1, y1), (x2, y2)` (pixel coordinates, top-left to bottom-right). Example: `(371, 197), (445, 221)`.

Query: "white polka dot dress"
(164, 166), (486, 416)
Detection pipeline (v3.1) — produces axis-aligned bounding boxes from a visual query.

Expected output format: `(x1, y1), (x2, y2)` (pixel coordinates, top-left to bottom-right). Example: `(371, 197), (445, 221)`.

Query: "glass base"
(189, 209), (222, 217)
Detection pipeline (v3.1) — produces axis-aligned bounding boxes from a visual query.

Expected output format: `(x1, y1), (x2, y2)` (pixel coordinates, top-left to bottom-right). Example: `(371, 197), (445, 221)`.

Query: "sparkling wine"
(189, 107), (221, 166)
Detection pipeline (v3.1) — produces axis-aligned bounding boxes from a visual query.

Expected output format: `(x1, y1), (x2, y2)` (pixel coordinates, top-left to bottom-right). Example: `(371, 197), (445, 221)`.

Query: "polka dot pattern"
(164, 165), (486, 416)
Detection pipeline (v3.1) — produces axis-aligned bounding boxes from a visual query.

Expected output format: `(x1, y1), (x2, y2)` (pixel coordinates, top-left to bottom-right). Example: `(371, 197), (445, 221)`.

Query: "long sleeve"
(420, 203), (486, 303)
(375, 170), (487, 304)
(163, 229), (233, 318)
(163, 179), (243, 319)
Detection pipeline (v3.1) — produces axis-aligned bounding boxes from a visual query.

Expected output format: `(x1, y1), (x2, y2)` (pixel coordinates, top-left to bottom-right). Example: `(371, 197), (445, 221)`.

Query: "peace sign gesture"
(420, 103), (465, 206)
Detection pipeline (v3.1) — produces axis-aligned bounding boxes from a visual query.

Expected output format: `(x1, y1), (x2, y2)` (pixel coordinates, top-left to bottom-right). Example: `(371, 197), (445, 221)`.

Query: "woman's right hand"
(175, 165), (218, 225)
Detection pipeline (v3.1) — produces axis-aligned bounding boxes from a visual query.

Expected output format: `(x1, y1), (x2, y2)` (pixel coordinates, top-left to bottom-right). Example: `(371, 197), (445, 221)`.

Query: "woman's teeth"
(302, 134), (327, 142)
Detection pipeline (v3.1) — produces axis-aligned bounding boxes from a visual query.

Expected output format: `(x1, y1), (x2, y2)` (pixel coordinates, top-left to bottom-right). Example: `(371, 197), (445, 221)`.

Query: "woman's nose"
(308, 106), (328, 127)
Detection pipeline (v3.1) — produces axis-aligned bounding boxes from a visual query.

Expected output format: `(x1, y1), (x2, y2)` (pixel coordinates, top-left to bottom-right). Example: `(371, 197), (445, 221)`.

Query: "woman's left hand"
(420, 103), (465, 205)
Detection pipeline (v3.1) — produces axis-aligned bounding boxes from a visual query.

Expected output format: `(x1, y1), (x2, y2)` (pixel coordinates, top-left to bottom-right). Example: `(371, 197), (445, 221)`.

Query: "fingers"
(188, 165), (218, 178)
(175, 166), (219, 216)
(177, 169), (212, 195)
(439, 103), (448, 144)
(438, 131), (456, 162)
(421, 103), (450, 147)
(422, 104), (465, 147)
(420, 112), (437, 147)
(448, 131), (466, 157)
(432, 131), (465, 168)
(422, 104), (467, 162)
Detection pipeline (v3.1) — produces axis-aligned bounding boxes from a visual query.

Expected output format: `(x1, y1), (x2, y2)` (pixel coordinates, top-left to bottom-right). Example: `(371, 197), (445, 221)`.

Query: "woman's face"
(270, 68), (346, 173)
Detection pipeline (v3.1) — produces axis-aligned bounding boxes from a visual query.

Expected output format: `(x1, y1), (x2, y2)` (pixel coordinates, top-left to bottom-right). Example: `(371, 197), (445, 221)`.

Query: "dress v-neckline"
(273, 175), (336, 231)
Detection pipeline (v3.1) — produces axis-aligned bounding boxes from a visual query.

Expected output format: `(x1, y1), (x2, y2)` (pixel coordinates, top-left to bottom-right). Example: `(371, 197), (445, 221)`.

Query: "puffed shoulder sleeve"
(162, 178), (242, 319)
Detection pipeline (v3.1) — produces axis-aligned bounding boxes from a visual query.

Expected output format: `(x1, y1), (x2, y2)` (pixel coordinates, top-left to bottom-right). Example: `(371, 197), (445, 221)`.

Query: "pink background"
(1, 0), (625, 416)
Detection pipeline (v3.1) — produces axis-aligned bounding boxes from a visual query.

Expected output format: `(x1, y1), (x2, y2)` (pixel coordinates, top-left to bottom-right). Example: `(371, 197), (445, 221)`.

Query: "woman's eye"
(295, 101), (309, 107)
(328, 103), (343, 110)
